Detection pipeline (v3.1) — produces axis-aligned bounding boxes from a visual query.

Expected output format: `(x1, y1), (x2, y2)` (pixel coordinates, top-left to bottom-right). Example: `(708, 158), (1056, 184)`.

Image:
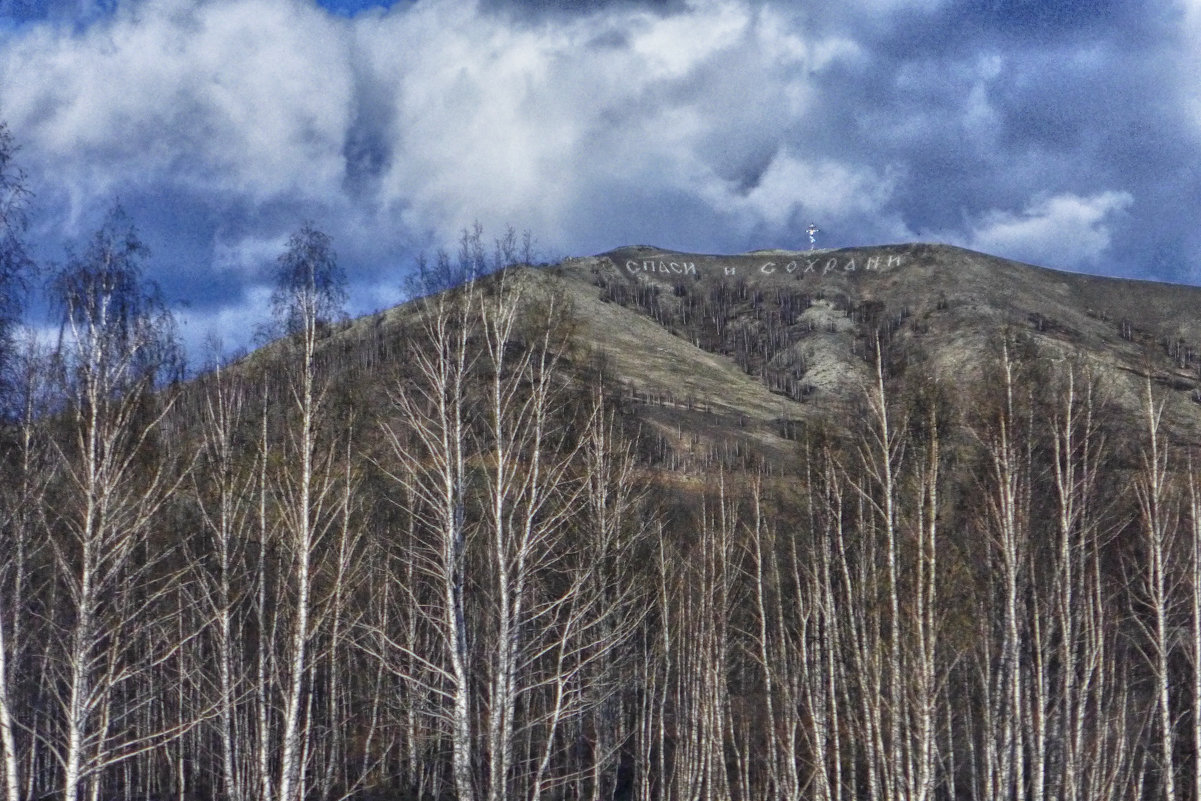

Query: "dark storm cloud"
(1, 0), (1198, 355)
(774, 0), (1193, 278)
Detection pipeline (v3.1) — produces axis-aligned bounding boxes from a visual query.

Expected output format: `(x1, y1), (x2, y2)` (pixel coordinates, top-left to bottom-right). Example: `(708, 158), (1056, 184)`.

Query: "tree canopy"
(270, 222), (347, 338)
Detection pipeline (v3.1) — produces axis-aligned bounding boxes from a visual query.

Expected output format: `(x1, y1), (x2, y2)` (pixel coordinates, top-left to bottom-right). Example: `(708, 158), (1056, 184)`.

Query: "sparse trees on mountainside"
(596, 274), (827, 401)
(409, 224), (539, 298)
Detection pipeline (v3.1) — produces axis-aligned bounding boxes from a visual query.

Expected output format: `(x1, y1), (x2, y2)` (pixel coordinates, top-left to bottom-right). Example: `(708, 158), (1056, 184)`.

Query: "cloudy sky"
(1, 0), (1199, 356)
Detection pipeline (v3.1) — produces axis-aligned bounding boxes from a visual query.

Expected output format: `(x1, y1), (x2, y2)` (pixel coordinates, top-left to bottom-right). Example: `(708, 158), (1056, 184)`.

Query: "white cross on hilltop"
(806, 224), (820, 250)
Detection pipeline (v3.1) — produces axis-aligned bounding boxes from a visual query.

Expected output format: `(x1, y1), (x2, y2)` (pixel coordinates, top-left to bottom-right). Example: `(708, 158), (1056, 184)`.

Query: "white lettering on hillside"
(625, 260), (698, 275)
(623, 254), (904, 279)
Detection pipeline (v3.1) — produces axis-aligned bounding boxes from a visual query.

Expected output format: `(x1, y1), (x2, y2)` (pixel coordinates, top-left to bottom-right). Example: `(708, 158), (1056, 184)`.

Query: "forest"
(6, 125), (1201, 801)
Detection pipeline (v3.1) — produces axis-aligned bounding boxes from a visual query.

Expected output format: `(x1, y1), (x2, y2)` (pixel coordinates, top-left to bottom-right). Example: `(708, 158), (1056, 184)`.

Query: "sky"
(1, 0), (1199, 358)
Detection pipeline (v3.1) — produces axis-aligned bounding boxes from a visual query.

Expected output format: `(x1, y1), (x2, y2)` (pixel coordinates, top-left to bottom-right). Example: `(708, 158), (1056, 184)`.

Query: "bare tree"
(0, 336), (53, 801)
(667, 479), (737, 801)
(44, 207), (191, 801)
(1045, 366), (1121, 801)
(1134, 378), (1180, 801)
(1188, 453), (1201, 801)
(527, 392), (649, 801)
(834, 346), (946, 801)
(373, 272), (478, 801)
(973, 340), (1033, 801)
(186, 352), (257, 801)
(268, 223), (349, 801)
(0, 136), (39, 799)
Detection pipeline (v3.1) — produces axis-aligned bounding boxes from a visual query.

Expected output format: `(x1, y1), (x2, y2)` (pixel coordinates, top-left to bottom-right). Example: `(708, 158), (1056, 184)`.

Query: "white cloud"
(353, 0), (855, 246)
(626, 0), (749, 80)
(0, 0), (355, 212)
(0, 0), (897, 255)
(702, 150), (898, 230)
(853, 0), (946, 10)
(948, 191), (1134, 269)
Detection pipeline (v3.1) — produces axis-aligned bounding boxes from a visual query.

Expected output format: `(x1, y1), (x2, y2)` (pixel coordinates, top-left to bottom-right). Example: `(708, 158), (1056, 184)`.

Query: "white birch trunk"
(1136, 380), (1177, 801)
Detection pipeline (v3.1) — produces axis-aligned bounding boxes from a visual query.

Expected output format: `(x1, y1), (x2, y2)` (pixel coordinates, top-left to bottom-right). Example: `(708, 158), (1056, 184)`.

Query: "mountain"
(494, 242), (1201, 460)
(9, 238), (1201, 801)
(318, 239), (1201, 473)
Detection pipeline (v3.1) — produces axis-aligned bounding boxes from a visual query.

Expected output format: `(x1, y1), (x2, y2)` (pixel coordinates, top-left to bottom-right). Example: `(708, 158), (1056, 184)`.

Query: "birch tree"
(528, 394), (648, 801)
(44, 207), (190, 801)
(1134, 379), (1180, 801)
(838, 347), (945, 801)
(373, 266), (478, 801)
(1045, 366), (1120, 801)
(187, 353), (257, 801)
(1187, 454), (1201, 801)
(268, 223), (348, 801)
(0, 122), (34, 801)
(974, 340), (1033, 801)
(0, 337), (52, 801)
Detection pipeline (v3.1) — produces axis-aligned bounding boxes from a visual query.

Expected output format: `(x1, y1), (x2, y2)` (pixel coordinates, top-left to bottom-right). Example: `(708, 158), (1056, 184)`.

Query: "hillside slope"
(532, 242), (1201, 459)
